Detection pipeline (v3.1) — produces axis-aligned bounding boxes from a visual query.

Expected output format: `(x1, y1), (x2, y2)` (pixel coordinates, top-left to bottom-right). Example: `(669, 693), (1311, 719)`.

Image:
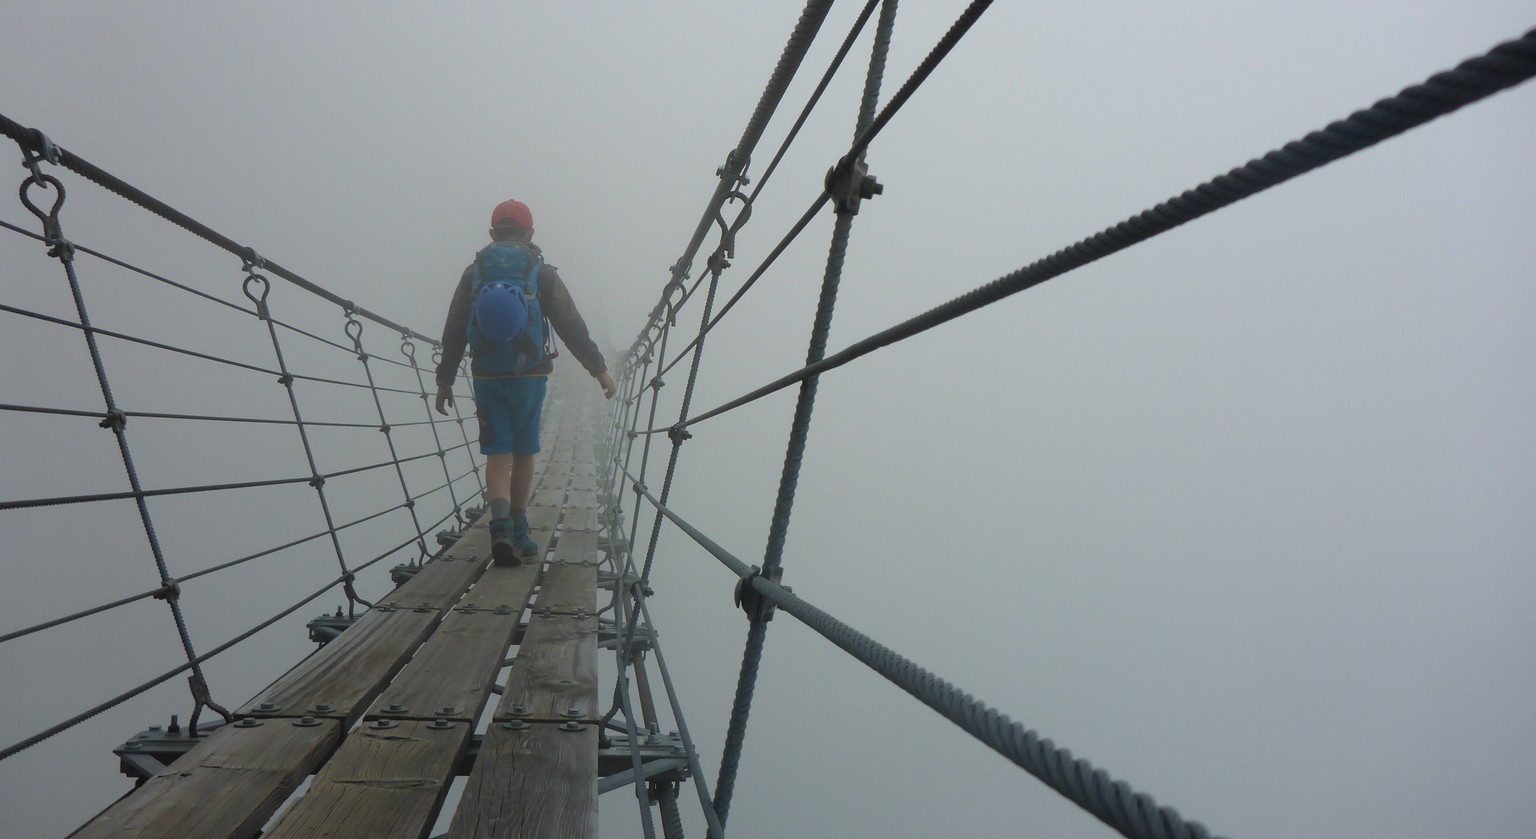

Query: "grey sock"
(490, 498), (511, 521)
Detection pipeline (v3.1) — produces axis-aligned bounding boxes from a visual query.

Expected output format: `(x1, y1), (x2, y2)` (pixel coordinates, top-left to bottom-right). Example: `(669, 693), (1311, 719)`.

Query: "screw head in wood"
(559, 721), (584, 732)
(502, 720), (530, 731)
(234, 717), (263, 728)
(294, 716), (322, 728)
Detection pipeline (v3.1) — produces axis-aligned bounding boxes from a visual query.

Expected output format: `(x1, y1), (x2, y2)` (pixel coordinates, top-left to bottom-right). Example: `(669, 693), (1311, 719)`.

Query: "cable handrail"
(642, 24), (1536, 435)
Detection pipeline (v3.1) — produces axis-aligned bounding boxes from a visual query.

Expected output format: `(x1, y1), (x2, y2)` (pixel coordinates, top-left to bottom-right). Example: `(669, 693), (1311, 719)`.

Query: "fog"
(2, 3), (1534, 837)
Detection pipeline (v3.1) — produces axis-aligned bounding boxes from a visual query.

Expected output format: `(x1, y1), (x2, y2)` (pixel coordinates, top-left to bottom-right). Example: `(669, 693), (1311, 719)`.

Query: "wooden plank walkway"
(75, 378), (613, 839)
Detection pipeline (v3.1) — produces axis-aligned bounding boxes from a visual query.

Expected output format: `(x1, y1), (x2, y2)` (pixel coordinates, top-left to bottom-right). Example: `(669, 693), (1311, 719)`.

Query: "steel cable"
(715, 3), (900, 827)
(0, 112), (438, 346)
(667, 25), (1536, 432)
(623, 473), (1225, 839)
(0, 446), (460, 511)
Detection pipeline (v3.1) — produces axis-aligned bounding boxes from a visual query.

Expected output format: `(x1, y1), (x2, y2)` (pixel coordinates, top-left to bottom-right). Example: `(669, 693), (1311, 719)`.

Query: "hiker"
(435, 198), (616, 566)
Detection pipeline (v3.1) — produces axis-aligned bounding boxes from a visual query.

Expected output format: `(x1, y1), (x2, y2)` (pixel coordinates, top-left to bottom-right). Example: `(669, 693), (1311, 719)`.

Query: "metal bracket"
(734, 565), (783, 623)
(825, 155), (883, 215)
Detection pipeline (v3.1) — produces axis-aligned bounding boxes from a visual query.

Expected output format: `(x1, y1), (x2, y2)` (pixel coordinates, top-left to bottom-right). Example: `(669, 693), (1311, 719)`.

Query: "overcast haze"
(2, 2), (1534, 837)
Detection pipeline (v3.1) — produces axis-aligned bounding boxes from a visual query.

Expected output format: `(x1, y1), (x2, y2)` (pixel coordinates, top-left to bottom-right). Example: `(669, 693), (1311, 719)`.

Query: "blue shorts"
(472, 377), (547, 456)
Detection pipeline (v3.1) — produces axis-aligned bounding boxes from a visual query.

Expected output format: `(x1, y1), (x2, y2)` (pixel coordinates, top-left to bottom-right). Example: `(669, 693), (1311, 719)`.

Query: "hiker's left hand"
(435, 383), (454, 415)
(598, 371), (617, 399)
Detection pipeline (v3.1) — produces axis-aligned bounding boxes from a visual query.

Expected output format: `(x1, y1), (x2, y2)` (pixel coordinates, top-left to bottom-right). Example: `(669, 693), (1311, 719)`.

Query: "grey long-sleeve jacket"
(434, 243), (607, 388)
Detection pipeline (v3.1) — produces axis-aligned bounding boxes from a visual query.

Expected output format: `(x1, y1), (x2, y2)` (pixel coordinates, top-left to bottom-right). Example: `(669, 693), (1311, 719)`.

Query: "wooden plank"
(526, 505), (561, 531)
(363, 560), (541, 722)
(535, 565), (597, 616)
(531, 486), (566, 507)
(239, 608), (439, 725)
(263, 720), (472, 839)
(564, 490), (598, 509)
(495, 613), (598, 722)
(71, 718), (340, 839)
(386, 554), (488, 612)
(566, 471), (597, 492)
(560, 507), (599, 533)
(446, 723), (598, 839)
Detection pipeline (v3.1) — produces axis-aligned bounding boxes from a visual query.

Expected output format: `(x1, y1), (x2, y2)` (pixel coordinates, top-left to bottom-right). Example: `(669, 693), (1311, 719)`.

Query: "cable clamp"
(651, 377), (665, 391)
(734, 565), (782, 624)
(667, 424), (692, 446)
(99, 409), (128, 432)
(309, 474), (326, 489)
(378, 424), (390, 434)
(240, 248), (266, 273)
(716, 149), (751, 188)
(632, 481), (647, 496)
(627, 430), (638, 440)
(277, 373), (294, 386)
(402, 499), (415, 509)
(825, 154), (883, 215)
(154, 578), (181, 602)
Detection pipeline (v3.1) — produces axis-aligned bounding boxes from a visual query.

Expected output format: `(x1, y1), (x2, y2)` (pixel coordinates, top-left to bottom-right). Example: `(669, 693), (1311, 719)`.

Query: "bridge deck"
(73, 388), (610, 839)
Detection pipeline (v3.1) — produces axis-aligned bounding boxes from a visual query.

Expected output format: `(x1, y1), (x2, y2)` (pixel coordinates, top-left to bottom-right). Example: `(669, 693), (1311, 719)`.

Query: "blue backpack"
(468, 242), (547, 375)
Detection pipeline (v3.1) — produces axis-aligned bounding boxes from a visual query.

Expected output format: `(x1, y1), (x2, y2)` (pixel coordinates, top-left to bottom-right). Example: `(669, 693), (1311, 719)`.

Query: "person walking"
(435, 198), (616, 565)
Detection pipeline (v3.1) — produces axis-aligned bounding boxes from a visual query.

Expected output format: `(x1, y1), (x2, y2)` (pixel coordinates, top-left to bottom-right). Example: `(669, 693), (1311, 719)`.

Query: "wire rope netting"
(0, 130), (483, 774)
(1, 6), (1532, 839)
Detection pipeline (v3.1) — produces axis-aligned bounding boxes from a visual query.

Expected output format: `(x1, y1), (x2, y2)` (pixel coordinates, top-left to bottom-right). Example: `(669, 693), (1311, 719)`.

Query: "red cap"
(491, 199), (534, 230)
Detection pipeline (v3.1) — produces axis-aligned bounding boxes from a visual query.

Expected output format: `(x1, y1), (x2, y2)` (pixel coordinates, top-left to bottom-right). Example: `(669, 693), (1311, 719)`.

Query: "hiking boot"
(510, 518), (540, 562)
(489, 518), (520, 567)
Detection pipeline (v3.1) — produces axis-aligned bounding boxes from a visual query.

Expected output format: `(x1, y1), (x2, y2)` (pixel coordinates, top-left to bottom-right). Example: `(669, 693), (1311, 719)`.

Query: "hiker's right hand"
(434, 383), (454, 416)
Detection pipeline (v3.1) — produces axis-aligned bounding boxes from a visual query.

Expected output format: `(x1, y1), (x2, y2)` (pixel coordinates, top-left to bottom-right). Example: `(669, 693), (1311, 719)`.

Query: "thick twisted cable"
(622, 476), (1222, 839)
(846, 0), (992, 161)
(715, 5), (901, 830)
(751, 575), (1223, 839)
(673, 25), (1536, 432)
(628, 0), (835, 356)
(0, 113), (437, 346)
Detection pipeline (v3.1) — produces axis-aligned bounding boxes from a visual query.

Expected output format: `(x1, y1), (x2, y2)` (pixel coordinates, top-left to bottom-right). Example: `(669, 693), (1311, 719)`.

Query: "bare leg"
(510, 453), (536, 510)
(486, 452), (514, 506)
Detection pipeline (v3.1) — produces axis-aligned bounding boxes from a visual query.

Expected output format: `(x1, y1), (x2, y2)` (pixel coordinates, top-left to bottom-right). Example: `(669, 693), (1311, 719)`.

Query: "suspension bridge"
(2, 3), (1534, 836)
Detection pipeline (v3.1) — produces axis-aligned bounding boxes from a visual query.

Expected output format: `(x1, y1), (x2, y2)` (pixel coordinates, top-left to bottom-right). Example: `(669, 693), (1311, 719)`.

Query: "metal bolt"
(560, 721), (584, 732)
(510, 705), (530, 717)
(311, 703), (335, 713)
(256, 702), (280, 712)
(383, 703), (408, 714)
(234, 717), (263, 728)
(502, 720), (530, 731)
(369, 719), (398, 730)
(427, 719), (455, 730)
(562, 707), (584, 719)
(294, 716), (323, 728)
(436, 706), (459, 717)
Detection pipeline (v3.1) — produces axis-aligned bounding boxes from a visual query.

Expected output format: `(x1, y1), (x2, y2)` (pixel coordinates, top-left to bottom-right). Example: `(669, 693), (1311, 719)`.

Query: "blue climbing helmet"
(467, 240), (546, 374)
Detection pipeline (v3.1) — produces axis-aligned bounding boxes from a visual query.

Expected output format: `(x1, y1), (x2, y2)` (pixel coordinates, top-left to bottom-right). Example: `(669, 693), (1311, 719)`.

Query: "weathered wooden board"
(386, 554), (488, 612)
(262, 720), (472, 839)
(446, 723), (597, 839)
(71, 718), (340, 839)
(530, 486), (567, 508)
(564, 490), (598, 509)
(495, 613), (598, 722)
(570, 463), (598, 477)
(535, 564), (597, 617)
(238, 609), (439, 725)
(560, 507), (600, 533)
(566, 471), (598, 492)
(524, 505), (561, 531)
(363, 561), (540, 722)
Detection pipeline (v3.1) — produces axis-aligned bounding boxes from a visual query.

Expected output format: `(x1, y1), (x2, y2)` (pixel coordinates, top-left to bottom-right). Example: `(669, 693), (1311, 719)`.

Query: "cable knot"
(824, 154), (883, 215)
(734, 565), (782, 624)
(98, 409), (128, 432)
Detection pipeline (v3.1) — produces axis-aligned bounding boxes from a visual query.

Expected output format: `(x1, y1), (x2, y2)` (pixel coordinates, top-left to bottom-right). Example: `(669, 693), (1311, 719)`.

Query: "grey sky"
(2, 2), (1534, 837)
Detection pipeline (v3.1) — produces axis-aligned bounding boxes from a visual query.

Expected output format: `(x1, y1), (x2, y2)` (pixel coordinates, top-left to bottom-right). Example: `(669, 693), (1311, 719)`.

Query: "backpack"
(467, 242), (547, 375)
